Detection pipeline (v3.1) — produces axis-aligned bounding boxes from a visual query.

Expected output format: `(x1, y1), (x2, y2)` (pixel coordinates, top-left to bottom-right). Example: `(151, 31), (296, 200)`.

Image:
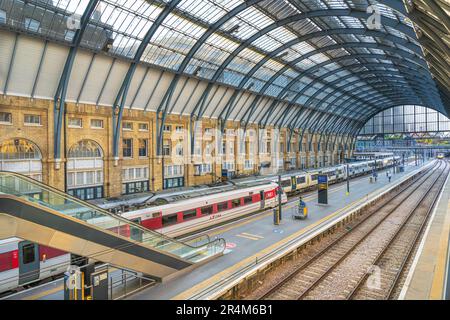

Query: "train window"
(311, 174), (318, 181)
(217, 202), (228, 212)
(231, 199), (241, 208)
(296, 177), (306, 184)
(22, 244), (35, 264)
(162, 214), (178, 226)
(281, 180), (291, 188)
(152, 212), (160, 218)
(201, 206), (213, 215)
(183, 209), (197, 220)
(243, 196), (253, 205)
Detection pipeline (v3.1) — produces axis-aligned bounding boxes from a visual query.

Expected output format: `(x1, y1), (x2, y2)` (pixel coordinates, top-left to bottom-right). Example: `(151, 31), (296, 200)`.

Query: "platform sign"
(318, 174), (328, 205)
(221, 169), (228, 181)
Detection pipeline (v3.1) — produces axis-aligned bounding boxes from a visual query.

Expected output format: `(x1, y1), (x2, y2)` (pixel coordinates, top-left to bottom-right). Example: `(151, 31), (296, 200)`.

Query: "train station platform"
(4, 161), (430, 300)
(400, 164), (450, 300)
(128, 161), (432, 300)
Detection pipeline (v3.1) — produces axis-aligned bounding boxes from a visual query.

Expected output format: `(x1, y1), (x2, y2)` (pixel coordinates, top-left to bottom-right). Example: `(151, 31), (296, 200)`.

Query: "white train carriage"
(119, 181), (287, 238)
(348, 161), (371, 177)
(305, 169), (320, 188)
(292, 173), (309, 192)
(0, 238), (70, 293)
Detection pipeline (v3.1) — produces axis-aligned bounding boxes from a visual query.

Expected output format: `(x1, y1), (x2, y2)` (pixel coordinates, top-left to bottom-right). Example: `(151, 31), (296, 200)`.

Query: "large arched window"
(0, 138), (42, 181)
(67, 140), (104, 200)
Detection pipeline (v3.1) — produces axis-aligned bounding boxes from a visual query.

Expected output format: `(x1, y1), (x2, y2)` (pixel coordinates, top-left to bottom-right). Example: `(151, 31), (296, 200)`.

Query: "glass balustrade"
(0, 171), (225, 263)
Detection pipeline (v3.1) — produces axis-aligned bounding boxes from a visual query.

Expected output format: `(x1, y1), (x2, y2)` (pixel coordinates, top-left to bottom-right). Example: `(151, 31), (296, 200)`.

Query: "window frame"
(68, 117), (83, 128)
(23, 114), (41, 126)
(122, 138), (133, 158)
(90, 119), (104, 129)
(0, 112), (12, 125)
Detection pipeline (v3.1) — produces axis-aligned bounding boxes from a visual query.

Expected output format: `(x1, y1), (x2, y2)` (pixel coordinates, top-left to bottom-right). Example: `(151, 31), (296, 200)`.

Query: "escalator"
(0, 172), (225, 280)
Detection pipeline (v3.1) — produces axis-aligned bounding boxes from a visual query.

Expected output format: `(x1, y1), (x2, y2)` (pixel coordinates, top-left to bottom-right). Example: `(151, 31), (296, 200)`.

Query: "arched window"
(67, 140), (104, 200)
(68, 140), (102, 158)
(0, 138), (42, 181)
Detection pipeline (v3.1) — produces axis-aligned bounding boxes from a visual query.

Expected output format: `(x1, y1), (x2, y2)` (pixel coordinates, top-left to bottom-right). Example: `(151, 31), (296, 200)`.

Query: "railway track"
(258, 161), (448, 300)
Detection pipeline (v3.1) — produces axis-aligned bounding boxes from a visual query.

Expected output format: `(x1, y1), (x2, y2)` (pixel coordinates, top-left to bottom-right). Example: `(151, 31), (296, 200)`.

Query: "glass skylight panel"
(266, 85), (283, 97)
(251, 80), (265, 92)
(251, 34), (283, 52)
(141, 15), (208, 67)
(152, 13), (206, 54)
(253, 66), (277, 82)
(313, 35), (337, 47)
(221, 70), (244, 86)
(326, 0), (348, 9)
(290, 41), (316, 56)
(185, 58), (217, 77)
(84, 0), (162, 55)
(307, 0), (328, 10)
(141, 45), (184, 70)
(227, 56), (256, 74)
(355, 35), (377, 43)
(269, 27), (297, 44)
(309, 53), (330, 64)
(377, 4), (398, 20)
(2, 0), (90, 42)
(221, 6), (274, 40)
(369, 48), (387, 55)
(191, 43), (229, 67)
(237, 48), (265, 65)
(273, 74), (294, 87)
(280, 49), (302, 62)
(296, 58), (317, 70)
(340, 16), (364, 28)
(192, 34), (239, 66)
(261, 59), (285, 74)
(296, 95), (310, 105)
(177, 0), (241, 25)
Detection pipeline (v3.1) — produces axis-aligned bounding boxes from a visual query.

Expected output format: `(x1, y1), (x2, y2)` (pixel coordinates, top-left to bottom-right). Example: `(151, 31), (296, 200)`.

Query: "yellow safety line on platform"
(430, 200), (450, 299)
(205, 184), (346, 238)
(23, 285), (63, 300)
(241, 232), (264, 239)
(172, 196), (361, 300)
(235, 234), (262, 241)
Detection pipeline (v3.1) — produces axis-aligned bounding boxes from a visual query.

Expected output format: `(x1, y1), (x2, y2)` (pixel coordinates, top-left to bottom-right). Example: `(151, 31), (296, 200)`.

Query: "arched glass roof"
(0, 0), (448, 136)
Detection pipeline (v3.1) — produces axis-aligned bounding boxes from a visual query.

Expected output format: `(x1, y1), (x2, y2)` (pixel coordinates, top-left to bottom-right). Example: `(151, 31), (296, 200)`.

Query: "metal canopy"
(0, 0), (448, 151)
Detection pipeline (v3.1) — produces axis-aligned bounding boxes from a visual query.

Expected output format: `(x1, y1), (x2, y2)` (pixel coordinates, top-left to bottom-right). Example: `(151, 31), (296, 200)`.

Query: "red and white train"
(0, 238), (70, 294)
(119, 181), (287, 238)
(0, 180), (285, 293)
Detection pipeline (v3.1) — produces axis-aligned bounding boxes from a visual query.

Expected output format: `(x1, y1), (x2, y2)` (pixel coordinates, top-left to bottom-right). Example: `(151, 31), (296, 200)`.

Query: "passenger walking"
(388, 171), (392, 183)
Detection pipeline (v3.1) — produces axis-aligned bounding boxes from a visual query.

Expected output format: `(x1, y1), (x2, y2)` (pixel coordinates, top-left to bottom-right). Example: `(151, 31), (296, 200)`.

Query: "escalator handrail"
(0, 171), (226, 253)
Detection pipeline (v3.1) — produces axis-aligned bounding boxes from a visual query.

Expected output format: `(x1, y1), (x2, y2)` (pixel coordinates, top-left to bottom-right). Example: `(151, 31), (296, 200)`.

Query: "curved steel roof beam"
(191, 9), (420, 124)
(220, 35), (427, 123)
(296, 85), (428, 136)
(111, 0), (182, 157)
(275, 66), (438, 128)
(261, 51), (435, 128)
(53, 0), (99, 160)
(273, 54), (435, 129)
(239, 30), (427, 126)
(238, 39), (428, 126)
(321, 96), (426, 136)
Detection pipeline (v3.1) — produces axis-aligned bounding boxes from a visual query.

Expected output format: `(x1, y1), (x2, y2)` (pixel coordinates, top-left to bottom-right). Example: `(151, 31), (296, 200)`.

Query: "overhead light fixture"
(102, 38), (114, 52)
(227, 24), (240, 34)
(279, 51), (289, 58)
(194, 66), (202, 76)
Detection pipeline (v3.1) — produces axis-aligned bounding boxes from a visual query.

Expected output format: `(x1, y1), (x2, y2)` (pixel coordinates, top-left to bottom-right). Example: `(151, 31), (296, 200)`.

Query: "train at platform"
(108, 155), (401, 237)
(0, 238), (70, 294)
(0, 156), (400, 293)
